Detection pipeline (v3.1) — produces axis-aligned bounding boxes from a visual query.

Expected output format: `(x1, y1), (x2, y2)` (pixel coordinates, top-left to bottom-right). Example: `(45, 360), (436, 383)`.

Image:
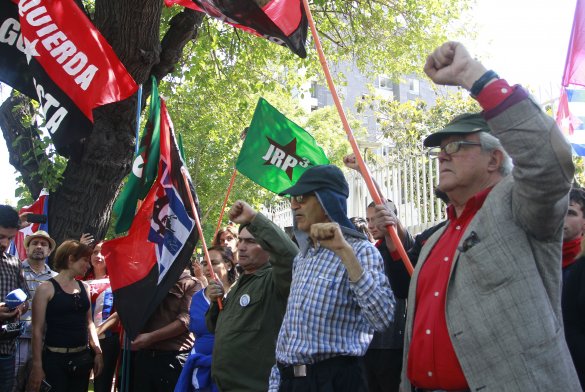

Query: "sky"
(0, 0), (578, 205)
(459, 0), (577, 103)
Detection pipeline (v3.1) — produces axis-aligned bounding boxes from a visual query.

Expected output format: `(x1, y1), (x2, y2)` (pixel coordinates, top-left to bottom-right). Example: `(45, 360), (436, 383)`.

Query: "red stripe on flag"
(102, 189), (157, 291)
(263, 0), (303, 36)
(18, 0), (137, 121)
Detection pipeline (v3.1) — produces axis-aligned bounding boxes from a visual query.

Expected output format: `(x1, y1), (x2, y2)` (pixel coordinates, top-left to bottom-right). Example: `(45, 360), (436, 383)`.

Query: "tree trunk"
(0, 0), (204, 245)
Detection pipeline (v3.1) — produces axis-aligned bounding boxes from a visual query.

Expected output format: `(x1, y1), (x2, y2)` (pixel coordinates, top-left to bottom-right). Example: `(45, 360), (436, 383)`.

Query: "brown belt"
(45, 345), (87, 353)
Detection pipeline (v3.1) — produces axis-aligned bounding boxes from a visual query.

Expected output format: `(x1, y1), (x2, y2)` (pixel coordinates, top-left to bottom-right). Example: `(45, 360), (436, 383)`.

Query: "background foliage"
(4, 0), (474, 242)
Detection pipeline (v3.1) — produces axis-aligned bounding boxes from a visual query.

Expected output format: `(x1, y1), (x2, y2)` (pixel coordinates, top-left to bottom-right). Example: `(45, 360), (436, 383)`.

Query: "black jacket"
(562, 255), (585, 389)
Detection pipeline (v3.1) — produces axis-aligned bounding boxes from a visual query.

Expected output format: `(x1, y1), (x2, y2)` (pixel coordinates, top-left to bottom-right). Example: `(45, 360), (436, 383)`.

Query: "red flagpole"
(181, 168), (223, 309)
(213, 168), (238, 243)
(301, 0), (413, 275)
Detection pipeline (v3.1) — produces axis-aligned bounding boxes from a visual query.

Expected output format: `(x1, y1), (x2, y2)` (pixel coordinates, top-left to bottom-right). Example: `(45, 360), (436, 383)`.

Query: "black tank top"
(44, 278), (89, 347)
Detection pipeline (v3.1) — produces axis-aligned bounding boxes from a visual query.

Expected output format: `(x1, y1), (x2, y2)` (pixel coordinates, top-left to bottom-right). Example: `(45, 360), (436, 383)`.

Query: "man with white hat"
(15, 230), (57, 390)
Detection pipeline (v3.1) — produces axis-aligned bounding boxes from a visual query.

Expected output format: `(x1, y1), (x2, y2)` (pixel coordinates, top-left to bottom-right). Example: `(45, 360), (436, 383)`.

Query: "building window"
(310, 81), (318, 98)
(408, 78), (420, 95)
(378, 75), (392, 90)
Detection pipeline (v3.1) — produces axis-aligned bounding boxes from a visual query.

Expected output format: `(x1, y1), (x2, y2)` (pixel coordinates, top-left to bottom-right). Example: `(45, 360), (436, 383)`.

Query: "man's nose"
(438, 150), (450, 162)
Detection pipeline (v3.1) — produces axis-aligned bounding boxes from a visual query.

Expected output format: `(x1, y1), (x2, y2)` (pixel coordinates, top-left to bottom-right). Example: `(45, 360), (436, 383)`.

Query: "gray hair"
(478, 132), (513, 176)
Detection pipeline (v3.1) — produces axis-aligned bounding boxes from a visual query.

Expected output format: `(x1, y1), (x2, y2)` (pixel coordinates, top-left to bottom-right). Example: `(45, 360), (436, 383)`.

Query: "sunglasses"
(289, 193), (314, 204)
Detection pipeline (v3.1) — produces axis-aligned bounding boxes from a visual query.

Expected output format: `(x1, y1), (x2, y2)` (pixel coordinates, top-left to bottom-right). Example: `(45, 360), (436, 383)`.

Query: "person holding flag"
(206, 200), (298, 392)
(174, 246), (237, 392)
(129, 268), (200, 392)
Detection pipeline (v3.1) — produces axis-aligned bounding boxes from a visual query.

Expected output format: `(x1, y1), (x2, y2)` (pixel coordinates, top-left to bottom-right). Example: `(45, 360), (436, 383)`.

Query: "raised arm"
(425, 41), (574, 238)
(310, 222), (395, 330)
(343, 153), (385, 199)
(229, 200), (298, 297)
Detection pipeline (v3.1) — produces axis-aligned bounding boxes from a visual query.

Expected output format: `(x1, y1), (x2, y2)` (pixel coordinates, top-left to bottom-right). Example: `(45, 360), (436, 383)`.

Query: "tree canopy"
(1, 0), (472, 244)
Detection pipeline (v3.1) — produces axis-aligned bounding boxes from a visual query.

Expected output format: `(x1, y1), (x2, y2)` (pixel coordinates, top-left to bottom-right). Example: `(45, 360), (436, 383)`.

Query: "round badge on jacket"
(239, 294), (250, 307)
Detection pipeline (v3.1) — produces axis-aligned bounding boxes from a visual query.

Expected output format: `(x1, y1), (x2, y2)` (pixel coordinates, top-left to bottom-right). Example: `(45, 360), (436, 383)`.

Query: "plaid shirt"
(20, 260), (57, 338)
(0, 252), (30, 355)
(274, 235), (395, 366)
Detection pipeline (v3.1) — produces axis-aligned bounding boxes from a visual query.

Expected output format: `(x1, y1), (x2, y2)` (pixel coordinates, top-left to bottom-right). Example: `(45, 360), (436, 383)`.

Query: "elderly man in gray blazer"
(376, 42), (581, 392)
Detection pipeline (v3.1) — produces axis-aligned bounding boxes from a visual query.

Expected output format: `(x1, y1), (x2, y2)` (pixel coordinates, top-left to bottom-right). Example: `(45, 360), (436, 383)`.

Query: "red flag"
(563, 0), (585, 87)
(102, 100), (199, 339)
(10, 189), (49, 261)
(165, 0), (308, 58)
(18, 0), (138, 121)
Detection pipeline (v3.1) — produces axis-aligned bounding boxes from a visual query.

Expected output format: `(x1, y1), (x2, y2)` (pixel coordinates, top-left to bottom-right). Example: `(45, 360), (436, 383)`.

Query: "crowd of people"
(0, 41), (583, 392)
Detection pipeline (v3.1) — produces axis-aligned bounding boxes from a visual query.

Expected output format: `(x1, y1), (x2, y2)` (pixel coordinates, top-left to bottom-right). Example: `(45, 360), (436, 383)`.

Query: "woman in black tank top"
(27, 240), (104, 392)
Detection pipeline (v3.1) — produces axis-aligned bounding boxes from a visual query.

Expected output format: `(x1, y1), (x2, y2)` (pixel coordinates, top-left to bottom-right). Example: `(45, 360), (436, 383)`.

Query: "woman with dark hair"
(175, 246), (237, 392)
(213, 226), (238, 259)
(27, 240), (103, 392)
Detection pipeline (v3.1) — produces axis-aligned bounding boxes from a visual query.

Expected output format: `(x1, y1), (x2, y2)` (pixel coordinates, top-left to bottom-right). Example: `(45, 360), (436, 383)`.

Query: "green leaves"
(369, 90), (480, 161)
(151, 0), (473, 240)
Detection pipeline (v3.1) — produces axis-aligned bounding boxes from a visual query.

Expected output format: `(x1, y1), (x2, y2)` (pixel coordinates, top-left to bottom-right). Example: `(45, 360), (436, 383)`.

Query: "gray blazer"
(401, 94), (582, 391)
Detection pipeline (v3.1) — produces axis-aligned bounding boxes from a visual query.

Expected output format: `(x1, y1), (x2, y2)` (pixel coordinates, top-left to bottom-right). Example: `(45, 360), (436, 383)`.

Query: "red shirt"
(407, 187), (492, 389)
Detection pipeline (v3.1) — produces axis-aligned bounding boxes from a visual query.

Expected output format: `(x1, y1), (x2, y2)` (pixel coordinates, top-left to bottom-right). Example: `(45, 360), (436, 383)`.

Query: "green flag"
(113, 78), (161, 233)
(236, 98), (329, 193)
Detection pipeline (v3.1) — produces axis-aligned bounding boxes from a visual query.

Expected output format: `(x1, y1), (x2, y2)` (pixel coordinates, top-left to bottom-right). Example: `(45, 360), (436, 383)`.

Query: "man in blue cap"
(268, 164), (395, 392)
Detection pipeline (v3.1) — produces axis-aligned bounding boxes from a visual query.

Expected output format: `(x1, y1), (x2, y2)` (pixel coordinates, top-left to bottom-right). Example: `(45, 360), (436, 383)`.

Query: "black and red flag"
(101, 99), (199, 340)
(0, 0), (137, 158)
(165, 0), (308, 58)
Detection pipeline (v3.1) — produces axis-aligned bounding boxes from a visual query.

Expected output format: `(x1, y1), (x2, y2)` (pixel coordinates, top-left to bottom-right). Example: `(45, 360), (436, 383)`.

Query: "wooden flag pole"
(301, 0), (413, 275)
(181, 168), (223, 309)
(213, 168), (238, 243)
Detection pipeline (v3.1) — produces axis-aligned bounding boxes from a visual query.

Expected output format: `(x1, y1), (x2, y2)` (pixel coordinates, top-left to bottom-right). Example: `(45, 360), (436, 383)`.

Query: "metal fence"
(266, 155), (447, 236)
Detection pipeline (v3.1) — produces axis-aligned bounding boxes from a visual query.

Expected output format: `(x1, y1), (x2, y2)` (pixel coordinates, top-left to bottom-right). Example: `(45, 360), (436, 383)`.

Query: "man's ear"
(487, 149), (503, 174)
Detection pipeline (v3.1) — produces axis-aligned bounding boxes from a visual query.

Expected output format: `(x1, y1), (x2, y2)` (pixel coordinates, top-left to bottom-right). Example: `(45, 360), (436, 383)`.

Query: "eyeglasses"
(289, 193), (314, 204)
(427, 141), (482, 158)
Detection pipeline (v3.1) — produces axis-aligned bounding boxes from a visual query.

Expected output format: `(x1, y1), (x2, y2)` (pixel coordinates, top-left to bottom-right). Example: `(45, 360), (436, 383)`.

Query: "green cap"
(423, 113), (490, 147)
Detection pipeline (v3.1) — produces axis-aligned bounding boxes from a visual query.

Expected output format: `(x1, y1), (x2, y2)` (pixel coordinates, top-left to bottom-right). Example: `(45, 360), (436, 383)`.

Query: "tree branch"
(151, 8), (204, 82)
(0, 92), (47, 199)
